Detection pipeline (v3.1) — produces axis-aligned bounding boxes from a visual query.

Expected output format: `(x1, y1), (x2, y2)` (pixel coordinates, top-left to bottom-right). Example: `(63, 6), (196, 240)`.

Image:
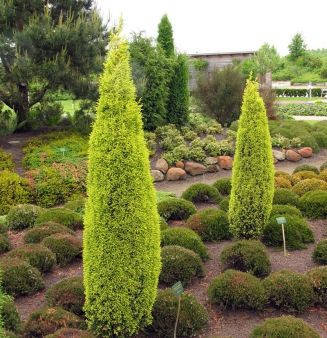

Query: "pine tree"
(288, 33), (306, 60)
(0, 0), (106, 128)
(83, 25), (161, 336)
(229, 79), (274, 239)
(157, 14), (174, 57)
(167, 54), (190, 126)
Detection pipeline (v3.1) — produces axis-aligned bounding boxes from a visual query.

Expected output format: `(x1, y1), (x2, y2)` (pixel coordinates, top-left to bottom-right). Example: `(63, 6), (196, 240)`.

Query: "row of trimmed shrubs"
(3, 273), (321, 337)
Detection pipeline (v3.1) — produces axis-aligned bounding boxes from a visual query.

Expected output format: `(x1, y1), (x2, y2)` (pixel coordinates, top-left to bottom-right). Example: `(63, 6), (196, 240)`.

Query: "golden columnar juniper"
(83, 25), (161, 336)
(229, 79), (274, 238)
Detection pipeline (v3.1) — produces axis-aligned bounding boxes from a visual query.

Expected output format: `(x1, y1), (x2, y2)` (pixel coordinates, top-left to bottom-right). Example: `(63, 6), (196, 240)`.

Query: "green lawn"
(276, 97), (324, 102)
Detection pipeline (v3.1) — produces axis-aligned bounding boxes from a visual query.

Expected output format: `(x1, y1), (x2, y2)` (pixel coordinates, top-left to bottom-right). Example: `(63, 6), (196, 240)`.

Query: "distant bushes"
(7, 204), (43, 231)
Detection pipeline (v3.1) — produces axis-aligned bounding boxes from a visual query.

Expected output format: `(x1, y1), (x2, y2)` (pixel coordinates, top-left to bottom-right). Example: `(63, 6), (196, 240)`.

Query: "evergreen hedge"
(83, 27), (161, 336)
(229, 80), (274, 238)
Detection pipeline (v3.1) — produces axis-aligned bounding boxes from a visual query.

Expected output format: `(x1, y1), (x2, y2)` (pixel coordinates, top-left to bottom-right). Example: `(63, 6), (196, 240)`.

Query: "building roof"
(189, 51), (256, 58)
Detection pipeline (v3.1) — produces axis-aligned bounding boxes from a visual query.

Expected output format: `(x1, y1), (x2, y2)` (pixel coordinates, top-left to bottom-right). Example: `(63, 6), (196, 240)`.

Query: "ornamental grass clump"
(229, 80), (274, 239)
(83, 25), (161, 337)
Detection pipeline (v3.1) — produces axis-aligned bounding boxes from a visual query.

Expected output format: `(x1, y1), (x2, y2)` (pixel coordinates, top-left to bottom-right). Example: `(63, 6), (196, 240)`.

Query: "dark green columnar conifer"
(167, 54), (190, 126)
(229, 79), (274, 238)
(83, 25), (161, 336)
(157, 14), (174, 57)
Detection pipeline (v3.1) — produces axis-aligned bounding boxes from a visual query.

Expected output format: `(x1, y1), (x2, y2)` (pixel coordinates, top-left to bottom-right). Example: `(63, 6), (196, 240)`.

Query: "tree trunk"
(14, 83), (29, 129)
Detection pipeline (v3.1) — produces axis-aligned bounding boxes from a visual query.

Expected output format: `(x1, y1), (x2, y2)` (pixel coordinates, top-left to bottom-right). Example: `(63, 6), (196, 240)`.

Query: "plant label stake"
(276, 216), (287, 256)
(171, 281), (184, 338)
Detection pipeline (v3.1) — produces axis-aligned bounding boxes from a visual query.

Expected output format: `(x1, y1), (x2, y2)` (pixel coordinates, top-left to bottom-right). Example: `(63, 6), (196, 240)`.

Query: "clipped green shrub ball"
(23, 222), (73, 244)
(36, 208), (83, 230)
(263, 270), (314, 312)
(219, 196), (229, 212)
(158, 197), (196, 221)
(275, 176), (292, 189)
(220, 240), (271, 278)
(292, 178), (327, 196)
(46, 277), (84, 315)
(185, 208), (231, 242)
(293, 164), (319, 175)
(273, 188), (299, 207)
(263, 214), (314, 250)
(0, 233), (11, 254)
(307, 266), (327, 306)
(208, 269), (267, 310)
(7, 204), (43, 231)
(300, 190), (327, 219)
(292, 170), (319, 181)
(45, 328), (95, 338)
(0, 257), (44, 297)
(147, 289), (208, 338)
(23, 307), (86, 338)
(181, 183), (222, 204)
(160, 245), (204, 286)
(313, 240), (327, 265)
(161, 227), (208, 261)
(7, 244), (56, 273)
(212, 178), (231, 196)
(0, 170), (31, 215)
(270, 204), (302, 218)
(42, 233), (82, 267)
(250, 316), (319, 338)
(1, 293), (21, 333)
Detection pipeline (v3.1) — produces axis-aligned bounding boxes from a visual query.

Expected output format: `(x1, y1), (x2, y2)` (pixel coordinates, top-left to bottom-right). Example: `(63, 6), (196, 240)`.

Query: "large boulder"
(166, 168), (187, 181)
(175, 161), (185, 169)
(151, 170), (165, 182)
(273, 149), (285, 161)
(217, 156), (233, 170)
(155, 158), (169, 174)
(184, 161), (206, 176)
(298, 147), (313, 158)
(285, 149), (301, 162)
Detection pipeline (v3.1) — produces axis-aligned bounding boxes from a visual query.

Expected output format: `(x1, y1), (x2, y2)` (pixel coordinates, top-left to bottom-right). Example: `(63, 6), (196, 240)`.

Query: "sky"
(96, 0), (327, 56)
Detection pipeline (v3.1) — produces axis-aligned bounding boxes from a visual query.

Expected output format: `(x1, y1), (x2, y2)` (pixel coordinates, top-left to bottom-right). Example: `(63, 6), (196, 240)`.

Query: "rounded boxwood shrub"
(274, 176), (292, 189)
(319, 170), (327, 182)
(160, 245), (204, 286)
(263, 270), (314, 312)
(307, 266), (327, 306)
(64, 194), (85, 214)
(299, 190), (327, 219)
(161, 227), (209, 261)
(292, 178), (327, 196)
(0, 257), (44, 296)
(23, 222), (73, 244)
(212, 178), (231, 196)
(147, 289), (208, 338)
(158, 197), (196, 221)
(292, 171), (319, 182)
(23, 307), (86, 338)
(0, 232), (11, 254)
(263, 214), (314, 250)
(293, 164), (319, 175)
(185, 208), (231, 242)
(320, 161), (327, 172)
(45, 328), (95, 338)
(46, 277), (84, 315)
(1, 293), (21, 333)
(273, 188), (299, 207)
(181, 183), (222, 204)
(7, 244), (56, 273)
(220, 240), (271, 278)
(6, 204), (43, 231)
(219, 196), (229, 212)
(42, 233), (82, 267)
(0, 170), (31, 215)
(312, 239), (327, 265)
(36, 208), (83, 230)
(250, 316), (320, 338)
(208, 269), (267, 310)
(270, 204), (302, 218)
(275, 170), (292, 182)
